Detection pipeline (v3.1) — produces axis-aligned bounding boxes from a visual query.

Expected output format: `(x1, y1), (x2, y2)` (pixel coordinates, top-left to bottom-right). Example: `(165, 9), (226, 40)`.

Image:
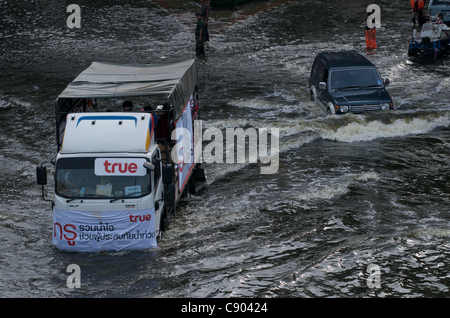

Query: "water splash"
(293, 172), (380, 202)
(320, 113), (450, 143)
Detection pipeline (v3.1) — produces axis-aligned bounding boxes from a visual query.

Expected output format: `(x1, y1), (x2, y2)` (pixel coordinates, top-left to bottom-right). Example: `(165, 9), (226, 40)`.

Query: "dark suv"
(309, 51), (393, 115)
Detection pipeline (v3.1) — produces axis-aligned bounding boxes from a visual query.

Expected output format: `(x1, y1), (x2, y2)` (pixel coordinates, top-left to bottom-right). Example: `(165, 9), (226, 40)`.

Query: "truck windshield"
(330, 68), (382, 90)
(55, 157), (151, 199)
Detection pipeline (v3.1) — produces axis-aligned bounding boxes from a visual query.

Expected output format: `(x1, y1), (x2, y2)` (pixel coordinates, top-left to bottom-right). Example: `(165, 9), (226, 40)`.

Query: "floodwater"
(2, 0), (450, 298)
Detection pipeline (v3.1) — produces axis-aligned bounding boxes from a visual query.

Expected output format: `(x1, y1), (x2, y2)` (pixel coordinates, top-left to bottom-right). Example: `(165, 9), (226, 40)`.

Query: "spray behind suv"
(309, 51), (394, 115)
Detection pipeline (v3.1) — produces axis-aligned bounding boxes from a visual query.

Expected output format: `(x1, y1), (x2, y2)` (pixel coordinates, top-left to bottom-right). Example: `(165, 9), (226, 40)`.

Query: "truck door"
(152, 150), (163, 209)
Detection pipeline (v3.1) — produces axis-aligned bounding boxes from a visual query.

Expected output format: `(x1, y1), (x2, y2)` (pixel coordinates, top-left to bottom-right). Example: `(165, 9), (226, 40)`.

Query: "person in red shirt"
(155, 103), (170, 142)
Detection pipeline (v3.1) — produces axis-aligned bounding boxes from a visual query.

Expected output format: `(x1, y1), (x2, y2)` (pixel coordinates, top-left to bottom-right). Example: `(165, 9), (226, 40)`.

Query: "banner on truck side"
(53, 208), (157, 252)
(173, 94), (195, 192)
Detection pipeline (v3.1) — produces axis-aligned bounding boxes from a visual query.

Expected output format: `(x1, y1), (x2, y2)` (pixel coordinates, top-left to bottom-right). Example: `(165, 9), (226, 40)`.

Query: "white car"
(428, 0), (450, 26)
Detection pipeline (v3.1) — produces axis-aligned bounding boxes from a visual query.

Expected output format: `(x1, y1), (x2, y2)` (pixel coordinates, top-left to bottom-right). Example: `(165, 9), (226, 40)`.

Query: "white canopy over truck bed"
(55, 59), (198, 150)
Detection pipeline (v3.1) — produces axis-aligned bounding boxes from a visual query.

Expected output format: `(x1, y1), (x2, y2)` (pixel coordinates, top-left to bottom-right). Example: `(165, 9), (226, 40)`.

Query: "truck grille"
(350, 104), (380, 113)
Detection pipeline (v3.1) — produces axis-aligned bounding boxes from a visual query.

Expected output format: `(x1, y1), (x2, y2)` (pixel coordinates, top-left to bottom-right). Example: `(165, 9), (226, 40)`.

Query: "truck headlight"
(340, 106), (349, 113)
(381, 103), (390, 110)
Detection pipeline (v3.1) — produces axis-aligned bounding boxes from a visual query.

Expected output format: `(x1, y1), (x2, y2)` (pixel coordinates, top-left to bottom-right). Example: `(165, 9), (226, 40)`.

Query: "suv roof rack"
(317, 51), (374, 68)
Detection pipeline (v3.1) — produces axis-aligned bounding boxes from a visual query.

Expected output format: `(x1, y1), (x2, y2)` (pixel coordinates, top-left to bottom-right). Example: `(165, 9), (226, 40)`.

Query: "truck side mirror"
(384, 78), (389, 86)
(319, 82), (327, 90)
(143, 162), (155, 171)
(36, 163), (54, 208)
(162, 165), (173, 185)
(36, 165), (47, 185)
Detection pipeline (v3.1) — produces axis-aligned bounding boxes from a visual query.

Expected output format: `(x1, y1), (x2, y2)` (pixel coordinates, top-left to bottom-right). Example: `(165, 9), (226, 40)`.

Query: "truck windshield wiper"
(65, 192), (145, 203)
(66, 194), (97, 202)
(109, 191), (143, 203)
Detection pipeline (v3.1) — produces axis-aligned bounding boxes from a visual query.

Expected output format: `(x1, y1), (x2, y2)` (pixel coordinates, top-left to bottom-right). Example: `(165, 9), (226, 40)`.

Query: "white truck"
(36, 59), (205, 252)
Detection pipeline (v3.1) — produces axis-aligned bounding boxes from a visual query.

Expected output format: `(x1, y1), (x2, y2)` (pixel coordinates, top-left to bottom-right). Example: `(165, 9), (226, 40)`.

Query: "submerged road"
(1, 0), (450, 298)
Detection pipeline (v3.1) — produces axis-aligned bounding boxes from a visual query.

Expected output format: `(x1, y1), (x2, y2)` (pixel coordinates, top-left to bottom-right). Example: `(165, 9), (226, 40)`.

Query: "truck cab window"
(55, 157), (151, 199)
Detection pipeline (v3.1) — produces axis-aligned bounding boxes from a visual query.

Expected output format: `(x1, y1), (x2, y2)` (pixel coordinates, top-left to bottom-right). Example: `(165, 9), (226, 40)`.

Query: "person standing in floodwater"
(411, 0), (425, 27)
(199, 0), (210, 43)
(365, 11), (376, 49)
(195, 13), (205, 57)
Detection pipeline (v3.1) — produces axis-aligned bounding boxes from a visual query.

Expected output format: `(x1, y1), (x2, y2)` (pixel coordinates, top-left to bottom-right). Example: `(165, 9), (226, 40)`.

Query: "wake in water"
(320, 112), (450, 143)
(292, 172), (380, 202)
(198, 106), (450, 185)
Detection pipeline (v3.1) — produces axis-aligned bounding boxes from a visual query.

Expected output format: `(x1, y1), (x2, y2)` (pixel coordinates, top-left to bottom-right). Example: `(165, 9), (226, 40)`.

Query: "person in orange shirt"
(411, 0), (425, 26)
(365, 11), (377, 49)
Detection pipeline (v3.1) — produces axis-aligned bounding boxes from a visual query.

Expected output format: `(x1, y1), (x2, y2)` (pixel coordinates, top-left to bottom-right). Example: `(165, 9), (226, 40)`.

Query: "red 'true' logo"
(103, 160), (138, 173)
(129, 214), (152, 222)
